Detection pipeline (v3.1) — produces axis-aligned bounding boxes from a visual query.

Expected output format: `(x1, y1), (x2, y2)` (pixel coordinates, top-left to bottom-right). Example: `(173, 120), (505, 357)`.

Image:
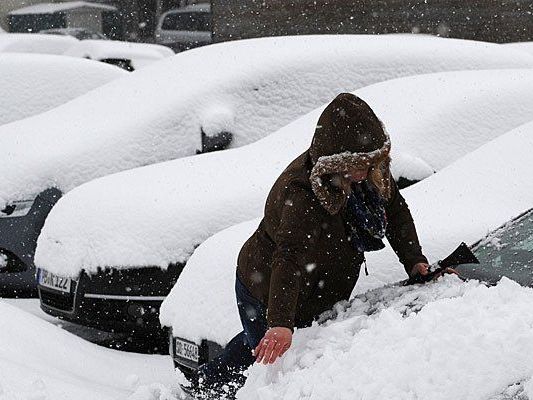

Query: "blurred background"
(1, 0), (532, 53)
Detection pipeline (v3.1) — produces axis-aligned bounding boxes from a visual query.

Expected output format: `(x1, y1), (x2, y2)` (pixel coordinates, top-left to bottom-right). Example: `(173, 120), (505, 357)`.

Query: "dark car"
(39, 28), (108, 41)
(168, 208), (533, 379)
(0, 188), (61, 297)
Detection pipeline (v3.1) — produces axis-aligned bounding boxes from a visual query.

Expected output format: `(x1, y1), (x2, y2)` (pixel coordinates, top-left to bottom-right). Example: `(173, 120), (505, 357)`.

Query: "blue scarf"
(345, 181), (387, 253)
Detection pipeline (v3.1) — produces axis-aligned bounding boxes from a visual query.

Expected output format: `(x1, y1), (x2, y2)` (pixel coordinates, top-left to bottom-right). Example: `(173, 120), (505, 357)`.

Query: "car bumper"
(38, 263), (183, 333)
(168, 328), (224, 379)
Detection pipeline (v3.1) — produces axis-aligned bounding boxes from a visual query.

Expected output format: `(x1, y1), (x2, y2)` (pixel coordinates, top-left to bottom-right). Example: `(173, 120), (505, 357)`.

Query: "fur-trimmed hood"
(309, 93), (392, 215)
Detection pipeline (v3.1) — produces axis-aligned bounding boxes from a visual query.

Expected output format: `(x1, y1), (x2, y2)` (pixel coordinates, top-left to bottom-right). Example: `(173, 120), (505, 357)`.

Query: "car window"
(458, 210), (533, 286)
(161, 12), (211, 32)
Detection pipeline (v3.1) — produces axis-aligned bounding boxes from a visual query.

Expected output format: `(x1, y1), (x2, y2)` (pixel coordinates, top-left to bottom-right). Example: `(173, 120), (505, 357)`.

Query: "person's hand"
(254, 327), (292, 365)
(410, 262), (430, 278)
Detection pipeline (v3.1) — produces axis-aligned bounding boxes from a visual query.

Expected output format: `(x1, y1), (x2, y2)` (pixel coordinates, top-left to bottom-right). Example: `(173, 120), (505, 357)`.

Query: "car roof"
(162, 4), (211, 16)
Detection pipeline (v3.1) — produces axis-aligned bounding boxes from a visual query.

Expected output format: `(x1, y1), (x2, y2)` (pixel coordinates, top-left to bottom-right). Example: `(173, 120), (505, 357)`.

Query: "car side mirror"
(197, 128), (233, 154)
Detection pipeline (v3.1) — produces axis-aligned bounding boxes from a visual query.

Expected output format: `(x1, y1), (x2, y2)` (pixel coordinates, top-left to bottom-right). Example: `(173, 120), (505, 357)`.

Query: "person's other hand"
(254, 327), (292, 365)
(410, 262), (430, 278)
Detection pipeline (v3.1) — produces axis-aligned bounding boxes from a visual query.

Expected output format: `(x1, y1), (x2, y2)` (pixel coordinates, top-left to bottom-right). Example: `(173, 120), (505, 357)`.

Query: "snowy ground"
(0, 299), (178, 400)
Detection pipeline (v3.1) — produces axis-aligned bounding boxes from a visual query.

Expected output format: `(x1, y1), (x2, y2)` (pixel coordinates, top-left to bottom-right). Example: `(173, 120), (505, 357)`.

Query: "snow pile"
(63, 39), (174, 70)
(36, 69), (533, 277)
(0, 53), (126, 126)
(160, 119), (533, 346)
(0, 301), (176, 400)
(2, 35), (533, 205)
(0, 33), (78, 54)
(238, 276), (533, 400)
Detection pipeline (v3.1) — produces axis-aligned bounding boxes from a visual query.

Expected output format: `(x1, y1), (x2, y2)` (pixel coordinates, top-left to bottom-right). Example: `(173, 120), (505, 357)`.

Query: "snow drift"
(36, 70), (533, 278)
(0, 300), (176, 400)
(2, 35), (533, 206)
(0, 53), (126, 126)
(160, 119), (533, 346)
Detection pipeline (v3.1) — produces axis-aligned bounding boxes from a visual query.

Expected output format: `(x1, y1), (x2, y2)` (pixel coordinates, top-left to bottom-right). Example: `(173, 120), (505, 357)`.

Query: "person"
(187, 93), (431, 398)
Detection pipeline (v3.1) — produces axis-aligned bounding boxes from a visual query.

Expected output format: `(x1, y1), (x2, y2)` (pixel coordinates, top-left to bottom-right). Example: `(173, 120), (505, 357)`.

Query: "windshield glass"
(458, 210), (533, 286)
(162, 12), (211, 31)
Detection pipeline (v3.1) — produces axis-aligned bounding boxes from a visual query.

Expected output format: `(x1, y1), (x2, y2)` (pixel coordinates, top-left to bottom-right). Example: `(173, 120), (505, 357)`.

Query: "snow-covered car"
(39, 27), (108, 40)
(4, 35), (530, 297)
(155, 4), (212, 52)
(0, 33), (78, 54)
(160, 120), (533, 381)
(62, 39), (175, 71)
(34, 69), (533, 338)
(0, 53), (126, 126)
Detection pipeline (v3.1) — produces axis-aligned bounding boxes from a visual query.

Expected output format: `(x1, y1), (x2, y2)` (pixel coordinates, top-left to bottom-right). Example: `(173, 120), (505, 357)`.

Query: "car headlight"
(0, 199), (35, 218)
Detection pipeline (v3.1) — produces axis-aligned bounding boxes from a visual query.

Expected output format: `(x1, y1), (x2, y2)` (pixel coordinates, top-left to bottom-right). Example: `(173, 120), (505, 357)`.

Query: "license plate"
(38, 269), (71, 293)
(174, 338), (199, 363)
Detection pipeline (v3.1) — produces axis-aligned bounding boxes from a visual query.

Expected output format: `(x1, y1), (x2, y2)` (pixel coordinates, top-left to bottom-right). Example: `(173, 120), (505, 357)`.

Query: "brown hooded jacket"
(237, 93), (428, 330)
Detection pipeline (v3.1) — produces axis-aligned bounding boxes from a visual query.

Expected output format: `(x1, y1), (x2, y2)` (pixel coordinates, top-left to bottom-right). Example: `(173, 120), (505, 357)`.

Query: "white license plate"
(174, 338), (199, 363)
(38, 270), (71, 293)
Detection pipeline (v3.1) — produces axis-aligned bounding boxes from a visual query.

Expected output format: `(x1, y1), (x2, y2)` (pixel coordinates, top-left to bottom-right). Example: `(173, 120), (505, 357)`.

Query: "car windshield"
(458, 210), (533, 286)
(161, 12), (211, 31)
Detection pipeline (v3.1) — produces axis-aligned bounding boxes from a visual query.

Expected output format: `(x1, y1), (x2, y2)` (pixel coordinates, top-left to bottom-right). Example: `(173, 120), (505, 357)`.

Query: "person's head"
(309, 93), (392, 214)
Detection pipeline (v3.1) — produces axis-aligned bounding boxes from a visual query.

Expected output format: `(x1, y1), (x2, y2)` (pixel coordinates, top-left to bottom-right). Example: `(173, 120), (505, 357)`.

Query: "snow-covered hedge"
(2, 35), (533, 206)
(0, 53), (127, 126)
(36, 70), (533, 278)
(159, 119), (533, 346)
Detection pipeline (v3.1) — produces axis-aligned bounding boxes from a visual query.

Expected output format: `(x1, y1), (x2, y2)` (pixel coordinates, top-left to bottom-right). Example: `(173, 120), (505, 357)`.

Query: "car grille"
(40, 281), (77, 313)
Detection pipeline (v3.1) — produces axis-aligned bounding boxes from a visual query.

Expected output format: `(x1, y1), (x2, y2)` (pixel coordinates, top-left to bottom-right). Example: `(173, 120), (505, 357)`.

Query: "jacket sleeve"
(385, 179), (428, 276)
(267, 186), (322, 330)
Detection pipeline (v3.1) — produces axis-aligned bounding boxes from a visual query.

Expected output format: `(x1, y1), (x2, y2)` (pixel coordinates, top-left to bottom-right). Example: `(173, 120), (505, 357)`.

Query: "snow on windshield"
(0, 54), (126, 126)
(238, 276), (533, 400)
(0, 300), (176, 400)
(159, 119), (533, 346)
(35, 70), (533, 278)
(2, 35), (533, 206)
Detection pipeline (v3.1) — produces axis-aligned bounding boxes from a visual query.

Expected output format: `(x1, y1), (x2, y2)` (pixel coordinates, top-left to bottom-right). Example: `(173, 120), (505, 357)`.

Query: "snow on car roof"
(0, 33), (79, 54)
(239, 276), (533, 399)
(35, 69), (533, 279)
(0, 53), (126, 126)
(0, 301), (175, 399)
(8, 1), (116, 15)
(2, 35), (533, 208)
(504, 41), (533, 57)
(159, 119), (533, 346)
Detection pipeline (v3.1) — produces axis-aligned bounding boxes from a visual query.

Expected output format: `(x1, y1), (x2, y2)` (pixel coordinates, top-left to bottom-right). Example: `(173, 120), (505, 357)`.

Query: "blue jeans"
(197, 274), (268, 393)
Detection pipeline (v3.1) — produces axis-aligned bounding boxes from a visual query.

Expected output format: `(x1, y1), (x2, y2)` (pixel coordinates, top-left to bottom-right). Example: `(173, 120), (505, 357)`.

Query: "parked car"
(39, 28), (108, 40)
(62, 39), (174, 71)
(0, 32), (172, 71)
(35, 69), (533, 344)
(0, 33), (78, 54)
(155, 4), (212, 52)
(0, 53), (126, 126)
(6, 35), (530, 298)
(160, 119), (533, 379)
